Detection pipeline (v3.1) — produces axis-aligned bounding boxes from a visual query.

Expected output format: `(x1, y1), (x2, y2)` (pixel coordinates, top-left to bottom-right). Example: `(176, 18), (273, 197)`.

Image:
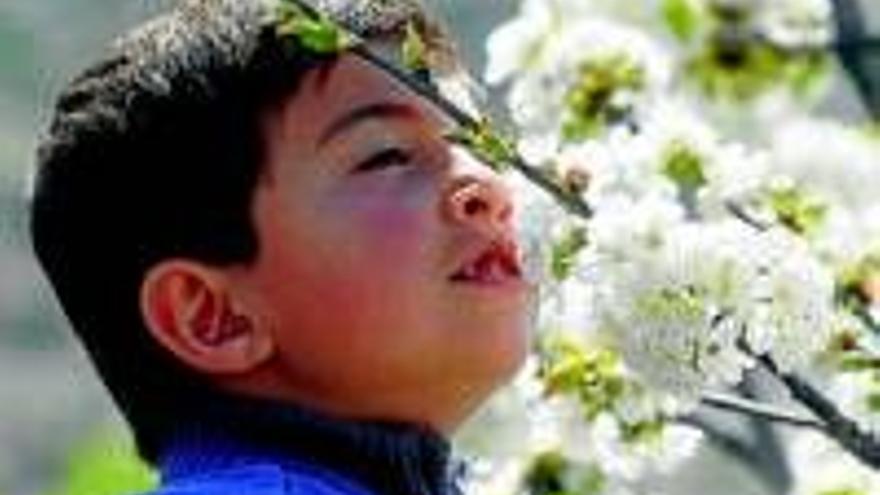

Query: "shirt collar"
(158, 392), (460, 495)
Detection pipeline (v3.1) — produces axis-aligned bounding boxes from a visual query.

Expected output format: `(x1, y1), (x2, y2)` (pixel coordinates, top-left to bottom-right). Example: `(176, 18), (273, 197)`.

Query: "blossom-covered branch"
(275, 1), (880, 492)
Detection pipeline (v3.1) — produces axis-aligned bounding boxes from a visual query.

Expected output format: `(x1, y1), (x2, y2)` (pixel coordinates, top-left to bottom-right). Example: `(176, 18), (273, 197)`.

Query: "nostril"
(498, 201), (513, 223)
(464, 196), (488, 216)
(444, 175), (514, 228)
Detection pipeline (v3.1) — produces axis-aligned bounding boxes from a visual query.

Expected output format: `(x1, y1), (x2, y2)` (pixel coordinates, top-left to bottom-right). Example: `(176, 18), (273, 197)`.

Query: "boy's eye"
(353, 147), (413, 174)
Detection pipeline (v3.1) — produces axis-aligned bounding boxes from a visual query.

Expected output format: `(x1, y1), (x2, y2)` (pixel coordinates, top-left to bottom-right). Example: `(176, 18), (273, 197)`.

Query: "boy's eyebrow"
(317, 101), (421, 149)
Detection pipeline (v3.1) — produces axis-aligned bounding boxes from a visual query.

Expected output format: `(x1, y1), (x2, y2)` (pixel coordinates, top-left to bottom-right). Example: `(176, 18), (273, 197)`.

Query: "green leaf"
(524, 451), (568, 495)
(445, 119), (516, 172)
(661, 0), (701, 42)
(539, 334), (625, 420)
(840, 356), (880, 372)
(568, 464), (607, 495)
(636, 288), (704, 322)
(562, 55), (645, 142)
(687, 38), (783, 102)
(839, 252), (880, 304)
(784, 52), (831, 98)
(276, 1), (356, 54)
(767, 184), (828, 235)
(401, 20), (429, 72)
(660, 140), (707, 192)
(817, 489), (867, 495)
(47, 428), (156, 495)
(619, 418), (665, 444)
(550, 225), (588, 281)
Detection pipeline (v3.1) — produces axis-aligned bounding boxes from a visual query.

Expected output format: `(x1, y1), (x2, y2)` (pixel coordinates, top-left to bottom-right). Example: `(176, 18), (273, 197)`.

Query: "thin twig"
(724, 200), (772, 232)
(831, 0), (880, 119)
(757, 354), (880, 469)
(700, 392), (824, 430)
(851, 301), (880, 336)
(352, 45), (595, 220)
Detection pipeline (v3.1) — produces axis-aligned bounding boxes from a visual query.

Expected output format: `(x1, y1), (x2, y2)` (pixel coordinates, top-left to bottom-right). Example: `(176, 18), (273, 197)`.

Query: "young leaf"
(660, 140), (707, 192)
(767, 184), (828, 235)
(445, 119), (516, 172)
(661, 0), (702, 42)
(550, 225), (588, 281)
(401, 20), (429, 72)
(276, 0), (356, 54)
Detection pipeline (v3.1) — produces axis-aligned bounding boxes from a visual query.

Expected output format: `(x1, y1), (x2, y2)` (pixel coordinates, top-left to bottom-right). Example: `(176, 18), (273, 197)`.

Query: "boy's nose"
(442, 149), (514, 237)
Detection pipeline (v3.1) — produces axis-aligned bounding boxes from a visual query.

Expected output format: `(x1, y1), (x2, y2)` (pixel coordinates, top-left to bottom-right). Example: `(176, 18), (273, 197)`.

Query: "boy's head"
(30, 0), (529, 462)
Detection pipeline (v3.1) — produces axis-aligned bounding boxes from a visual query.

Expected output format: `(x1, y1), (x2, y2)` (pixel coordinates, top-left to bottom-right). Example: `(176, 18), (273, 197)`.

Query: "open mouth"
(450, 239), (523, 284)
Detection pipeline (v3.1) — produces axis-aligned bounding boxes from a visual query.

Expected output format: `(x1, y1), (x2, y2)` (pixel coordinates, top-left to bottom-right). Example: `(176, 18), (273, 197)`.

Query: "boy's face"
(230, 54), (531, 429)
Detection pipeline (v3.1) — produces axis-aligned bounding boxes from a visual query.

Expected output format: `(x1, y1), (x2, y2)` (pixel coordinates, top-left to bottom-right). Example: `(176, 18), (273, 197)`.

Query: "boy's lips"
(449, 237), (525, 287)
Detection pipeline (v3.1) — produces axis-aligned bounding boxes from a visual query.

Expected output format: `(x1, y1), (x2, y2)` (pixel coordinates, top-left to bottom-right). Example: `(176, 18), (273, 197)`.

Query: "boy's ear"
(140, 260), (275, 375)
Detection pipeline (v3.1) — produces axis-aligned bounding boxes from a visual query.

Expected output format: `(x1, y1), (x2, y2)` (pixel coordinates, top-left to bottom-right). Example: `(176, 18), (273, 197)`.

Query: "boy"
(29, 0), (530, 494)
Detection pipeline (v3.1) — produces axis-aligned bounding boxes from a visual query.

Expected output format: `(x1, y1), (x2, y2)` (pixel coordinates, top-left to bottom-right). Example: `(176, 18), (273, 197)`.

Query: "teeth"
(454, 258), (505, 282)
(461, 263), (479, 279)
(453, 244), (522, 283)
(487, 259), (506, 282)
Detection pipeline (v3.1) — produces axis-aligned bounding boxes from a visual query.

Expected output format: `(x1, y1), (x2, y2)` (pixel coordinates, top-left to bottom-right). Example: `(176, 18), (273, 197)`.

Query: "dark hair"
(29, 0), (436, 463)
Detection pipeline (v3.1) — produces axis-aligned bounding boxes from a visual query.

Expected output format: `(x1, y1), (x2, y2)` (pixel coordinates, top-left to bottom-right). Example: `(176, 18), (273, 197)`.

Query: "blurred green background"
(0, 1), (516, 494)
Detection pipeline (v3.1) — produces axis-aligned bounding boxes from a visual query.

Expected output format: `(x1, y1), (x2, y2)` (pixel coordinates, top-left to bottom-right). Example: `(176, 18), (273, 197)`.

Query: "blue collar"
(157, 393), (460, 495)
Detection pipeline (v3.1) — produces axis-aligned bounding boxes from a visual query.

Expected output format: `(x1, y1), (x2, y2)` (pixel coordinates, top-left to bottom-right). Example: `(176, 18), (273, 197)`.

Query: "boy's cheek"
(337, 196), (439, 267)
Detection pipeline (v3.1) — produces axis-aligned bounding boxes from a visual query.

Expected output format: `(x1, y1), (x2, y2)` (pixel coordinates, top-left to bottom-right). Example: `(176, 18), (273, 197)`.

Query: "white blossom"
(589, 414), (702, 481)
(789, 431), (880, 495)
(828, 370), (880, 434)
(588, 209), (761, 403)
(618, 103), (769, 215)
(483, 0), (557, 85)
(757, 0), (834, 49)
(491, 17), (672, 151)
(769, 119), (880, 214)
(478, 0), (880, 491)
(745, 229), (837, 371)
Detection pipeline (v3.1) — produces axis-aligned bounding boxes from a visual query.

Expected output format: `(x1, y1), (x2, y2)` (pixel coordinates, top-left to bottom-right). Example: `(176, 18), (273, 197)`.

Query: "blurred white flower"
(483, 0), (557, 85)
(828, 370), (880, 434)
(758, 0), (834, 49)
(483, 0), (601, 85)
(490, 17), (672, 150)
(505, 171), (570, 287)
(813, 205), (880, 266)
(789, 430), (880, 495)
(621, 103), (769, 215)
(769, 119), (880, 214)
(589, 414), (702, 481)
(589, 213), (761, 403)
(746, 229), (837, 371)
(477, 1), (880, 492)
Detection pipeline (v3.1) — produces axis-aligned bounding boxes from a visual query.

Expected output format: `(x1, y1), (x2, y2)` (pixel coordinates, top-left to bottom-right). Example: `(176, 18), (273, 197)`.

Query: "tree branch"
(830, 0), (880, 119)
(351, 45), (595, 220)
(851, 300), (880, 336)
(757, 354), (880, 469)
(724, 200), (772, 232)
(700, 391), (824, 430)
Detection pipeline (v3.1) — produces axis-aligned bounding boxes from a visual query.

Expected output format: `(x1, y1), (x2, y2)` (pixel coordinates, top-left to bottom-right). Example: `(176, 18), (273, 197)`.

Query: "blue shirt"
(149, 437), (376, 494)
(139, 394), (460, 495)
